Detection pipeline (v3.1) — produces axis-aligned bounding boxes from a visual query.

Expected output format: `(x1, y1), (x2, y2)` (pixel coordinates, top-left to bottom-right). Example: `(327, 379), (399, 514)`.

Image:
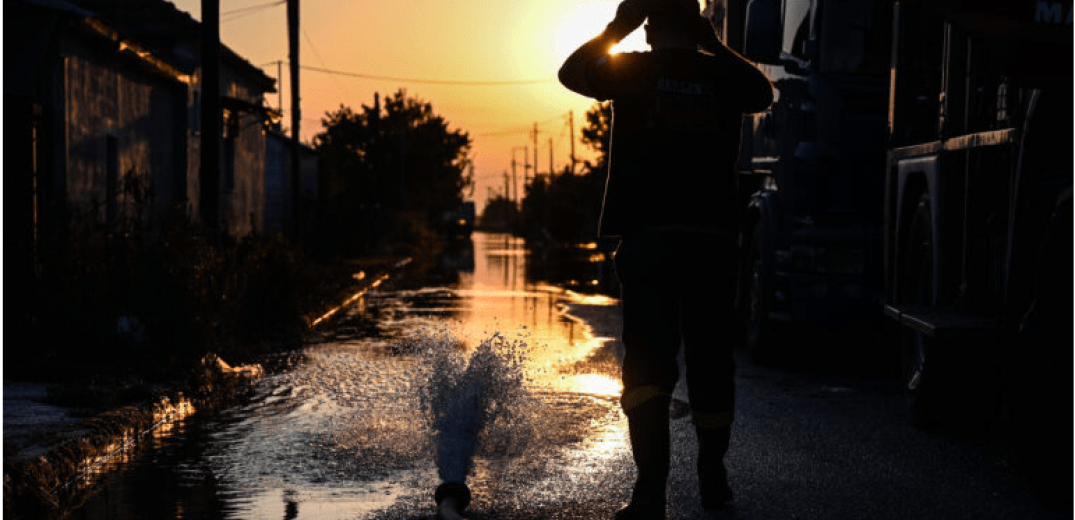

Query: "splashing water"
(417, 330), (534, 484)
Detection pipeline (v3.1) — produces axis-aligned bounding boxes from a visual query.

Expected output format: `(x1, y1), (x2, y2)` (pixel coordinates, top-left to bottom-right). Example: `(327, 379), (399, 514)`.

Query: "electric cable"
(222, 0), (284, 23)
(300, 64), (555, 86)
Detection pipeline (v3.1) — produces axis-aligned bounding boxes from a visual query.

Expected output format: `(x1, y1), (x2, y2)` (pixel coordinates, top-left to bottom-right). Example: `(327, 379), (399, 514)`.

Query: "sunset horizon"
(169, 0), (663, 214)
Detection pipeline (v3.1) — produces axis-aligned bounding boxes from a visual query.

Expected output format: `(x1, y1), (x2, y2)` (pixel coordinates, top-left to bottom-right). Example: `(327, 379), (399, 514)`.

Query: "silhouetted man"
(559, 0), (772, 517)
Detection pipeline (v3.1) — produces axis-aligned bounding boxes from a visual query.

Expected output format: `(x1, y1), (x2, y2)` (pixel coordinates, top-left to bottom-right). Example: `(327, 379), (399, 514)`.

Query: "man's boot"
(695, 424), (733, 510)
(615, 395), (671, 520)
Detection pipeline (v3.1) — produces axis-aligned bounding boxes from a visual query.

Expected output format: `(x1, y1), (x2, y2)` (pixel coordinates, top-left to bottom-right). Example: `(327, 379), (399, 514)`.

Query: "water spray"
(434, 481), (472, 520)
(419, 331), (533, 520)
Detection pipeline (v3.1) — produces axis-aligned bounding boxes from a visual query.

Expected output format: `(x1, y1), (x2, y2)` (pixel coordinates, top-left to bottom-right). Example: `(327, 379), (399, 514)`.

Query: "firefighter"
(559, 0), (772, 517)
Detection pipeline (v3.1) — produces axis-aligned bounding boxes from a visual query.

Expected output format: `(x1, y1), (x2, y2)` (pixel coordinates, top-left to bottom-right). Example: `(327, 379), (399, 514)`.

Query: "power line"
(303, 30), (354, 100)
(223, 0), (284, 16)
(300, 64), (555, 86)
(222, 0), (284, 23)
(476, 127), (533, 137)
(474, 113), (569, 137)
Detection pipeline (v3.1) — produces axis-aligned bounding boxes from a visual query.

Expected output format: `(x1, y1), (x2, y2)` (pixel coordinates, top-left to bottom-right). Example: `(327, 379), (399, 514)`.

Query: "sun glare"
(552, 2), (650, 65)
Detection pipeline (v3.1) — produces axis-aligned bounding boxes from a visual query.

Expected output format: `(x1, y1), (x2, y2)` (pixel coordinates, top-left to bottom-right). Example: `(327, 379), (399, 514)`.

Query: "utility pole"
(511, 146), (529, 208)
(276, 60), (283, 114)
(200, 0), (220, 232)
(531, 123), (539, 182)
(548, 138), (554, 179)
(568, 110), (577, 175)
(397, 89), (407, 209)
(287, 0), (301, 240)
(511, 151), (517, 208)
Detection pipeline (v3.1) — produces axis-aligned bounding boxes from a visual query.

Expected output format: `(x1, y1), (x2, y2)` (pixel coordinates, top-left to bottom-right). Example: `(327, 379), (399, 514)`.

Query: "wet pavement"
(14, 232), (1071, 519)
(3, 383), (85, 460)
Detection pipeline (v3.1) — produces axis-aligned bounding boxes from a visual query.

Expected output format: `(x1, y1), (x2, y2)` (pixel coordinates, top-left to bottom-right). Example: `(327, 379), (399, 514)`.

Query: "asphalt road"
(51, 241), (1071, 520)
(711, 347), (1066, 520)
(388, 304), (1072, 520)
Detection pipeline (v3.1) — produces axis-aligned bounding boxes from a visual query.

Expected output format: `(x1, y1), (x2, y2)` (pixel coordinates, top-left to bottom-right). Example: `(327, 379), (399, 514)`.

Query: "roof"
(69, 0), (276, 91)
(15, 0), (93, 17)
(6, 0), (192, 91)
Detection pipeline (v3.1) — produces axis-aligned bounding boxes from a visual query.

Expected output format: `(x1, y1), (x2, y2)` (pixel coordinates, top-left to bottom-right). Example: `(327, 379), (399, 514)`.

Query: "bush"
(11, 186), (313, 379)
(520, 169), (604, 244)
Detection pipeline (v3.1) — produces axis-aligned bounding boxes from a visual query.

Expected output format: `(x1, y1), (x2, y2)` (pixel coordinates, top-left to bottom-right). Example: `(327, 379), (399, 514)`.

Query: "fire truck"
(704, 0), (893, 358)
(880, 0), (1071, 422)
(708, 0), (1071, 498)
(881, 0), (1071, 498)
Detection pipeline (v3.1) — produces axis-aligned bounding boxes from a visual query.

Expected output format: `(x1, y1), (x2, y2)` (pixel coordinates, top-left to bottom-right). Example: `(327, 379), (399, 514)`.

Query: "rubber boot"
(615, 396), (671, 520)
(696, 425), (733, 510)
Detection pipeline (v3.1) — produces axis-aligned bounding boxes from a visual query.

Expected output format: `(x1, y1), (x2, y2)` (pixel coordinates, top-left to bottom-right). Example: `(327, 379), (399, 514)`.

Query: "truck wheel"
(745, 219), (776, 361)
(899, 192), (945, 426)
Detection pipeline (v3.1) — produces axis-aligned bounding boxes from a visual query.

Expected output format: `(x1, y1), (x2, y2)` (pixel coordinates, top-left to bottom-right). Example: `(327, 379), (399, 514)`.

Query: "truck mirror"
(743, 0), (782, 64)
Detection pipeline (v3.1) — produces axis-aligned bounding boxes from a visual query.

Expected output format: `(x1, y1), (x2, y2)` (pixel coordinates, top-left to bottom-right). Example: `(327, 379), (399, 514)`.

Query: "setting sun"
(552, 2), (651, 65)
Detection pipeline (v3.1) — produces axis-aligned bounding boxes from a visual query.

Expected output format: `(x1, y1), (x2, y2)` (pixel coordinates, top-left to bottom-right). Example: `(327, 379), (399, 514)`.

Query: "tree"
(520, 166), (604, 243)
(580, 101), (612, 175)
(479, 195), (518, 232)
(519, 101), (611, 243)
(314, 90), (473, 256)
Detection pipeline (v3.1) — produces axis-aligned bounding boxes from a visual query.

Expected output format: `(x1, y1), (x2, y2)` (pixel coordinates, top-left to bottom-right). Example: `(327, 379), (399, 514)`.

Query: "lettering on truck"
(1035, 1), (1073, 24)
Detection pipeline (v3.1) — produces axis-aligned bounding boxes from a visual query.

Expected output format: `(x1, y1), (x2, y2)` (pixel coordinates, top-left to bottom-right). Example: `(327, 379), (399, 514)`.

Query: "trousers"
(613, 228), (738, 425)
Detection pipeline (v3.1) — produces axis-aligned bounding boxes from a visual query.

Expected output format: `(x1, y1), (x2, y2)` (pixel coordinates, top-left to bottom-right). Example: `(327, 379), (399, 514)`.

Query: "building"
(265, 129), (318, 238)
(4, 0), (284, 255)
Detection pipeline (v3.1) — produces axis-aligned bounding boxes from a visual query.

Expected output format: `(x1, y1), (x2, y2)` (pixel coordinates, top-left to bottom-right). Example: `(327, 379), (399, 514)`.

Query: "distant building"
(265, 130), (318, 238)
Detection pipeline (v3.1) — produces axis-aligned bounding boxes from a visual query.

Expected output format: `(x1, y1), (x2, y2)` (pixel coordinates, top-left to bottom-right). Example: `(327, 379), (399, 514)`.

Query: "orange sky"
(170, 0), (675, 214)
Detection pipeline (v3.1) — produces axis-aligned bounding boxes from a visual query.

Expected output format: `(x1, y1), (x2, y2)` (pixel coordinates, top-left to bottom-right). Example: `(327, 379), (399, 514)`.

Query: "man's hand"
(604, 0), (656, 41)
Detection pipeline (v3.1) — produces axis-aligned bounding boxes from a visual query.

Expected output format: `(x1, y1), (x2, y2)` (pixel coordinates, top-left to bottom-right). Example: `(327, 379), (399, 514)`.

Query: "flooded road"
(57, 233), (1069, 520)
(71, 232), (634, 519)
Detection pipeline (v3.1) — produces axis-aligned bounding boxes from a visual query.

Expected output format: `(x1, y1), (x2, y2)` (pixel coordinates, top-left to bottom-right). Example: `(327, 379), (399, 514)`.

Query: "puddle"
(67, 233), (628, 519)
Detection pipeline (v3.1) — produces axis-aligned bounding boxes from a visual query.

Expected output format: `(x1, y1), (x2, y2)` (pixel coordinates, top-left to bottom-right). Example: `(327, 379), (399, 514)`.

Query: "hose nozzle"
(434, 481), (471, 520)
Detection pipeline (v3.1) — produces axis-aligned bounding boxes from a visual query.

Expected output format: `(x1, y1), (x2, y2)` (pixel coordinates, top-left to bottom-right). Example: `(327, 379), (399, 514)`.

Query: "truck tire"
(898, 191), (948, 426)
(744, 218), (777, 362)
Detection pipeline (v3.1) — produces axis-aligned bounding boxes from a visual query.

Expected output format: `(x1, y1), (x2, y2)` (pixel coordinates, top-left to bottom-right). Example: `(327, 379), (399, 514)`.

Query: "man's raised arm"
(558, 0), (655, 98)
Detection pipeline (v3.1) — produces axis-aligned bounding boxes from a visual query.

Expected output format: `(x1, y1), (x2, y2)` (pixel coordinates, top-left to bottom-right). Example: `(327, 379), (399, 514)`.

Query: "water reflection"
(72, 232), (627, 519)
(383, 233), (618, 374)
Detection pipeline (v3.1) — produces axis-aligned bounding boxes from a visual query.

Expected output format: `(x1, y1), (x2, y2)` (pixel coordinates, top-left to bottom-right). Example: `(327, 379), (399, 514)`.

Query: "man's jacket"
(561, 42), (773, 237)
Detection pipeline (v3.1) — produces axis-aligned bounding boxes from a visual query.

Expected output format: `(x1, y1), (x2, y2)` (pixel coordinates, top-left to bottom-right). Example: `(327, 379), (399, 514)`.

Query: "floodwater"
(70, 232), (630, 519)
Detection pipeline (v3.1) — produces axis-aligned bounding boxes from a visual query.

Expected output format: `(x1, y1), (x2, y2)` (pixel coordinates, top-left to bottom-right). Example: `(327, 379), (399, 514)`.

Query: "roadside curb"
(2, 363), (253, 519)
(307, 257), (412, 329)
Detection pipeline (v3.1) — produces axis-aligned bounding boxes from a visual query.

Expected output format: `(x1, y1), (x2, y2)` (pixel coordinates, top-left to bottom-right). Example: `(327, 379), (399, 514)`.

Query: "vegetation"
(579, 100), (613, 166)
(477, 195), (519, 231)
(519, 167), (605, 243)
(313, 89), (474, 258)
(6, 174), (383, 414)
(518, 102), (611, 244)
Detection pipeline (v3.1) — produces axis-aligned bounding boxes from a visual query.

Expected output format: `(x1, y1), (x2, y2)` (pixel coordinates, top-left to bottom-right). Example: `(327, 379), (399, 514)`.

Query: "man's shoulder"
(602, 51), (653, 67)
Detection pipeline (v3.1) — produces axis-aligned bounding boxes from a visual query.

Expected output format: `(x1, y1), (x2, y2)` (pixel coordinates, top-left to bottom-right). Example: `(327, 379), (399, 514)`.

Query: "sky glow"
(171, 0), (667, 213)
